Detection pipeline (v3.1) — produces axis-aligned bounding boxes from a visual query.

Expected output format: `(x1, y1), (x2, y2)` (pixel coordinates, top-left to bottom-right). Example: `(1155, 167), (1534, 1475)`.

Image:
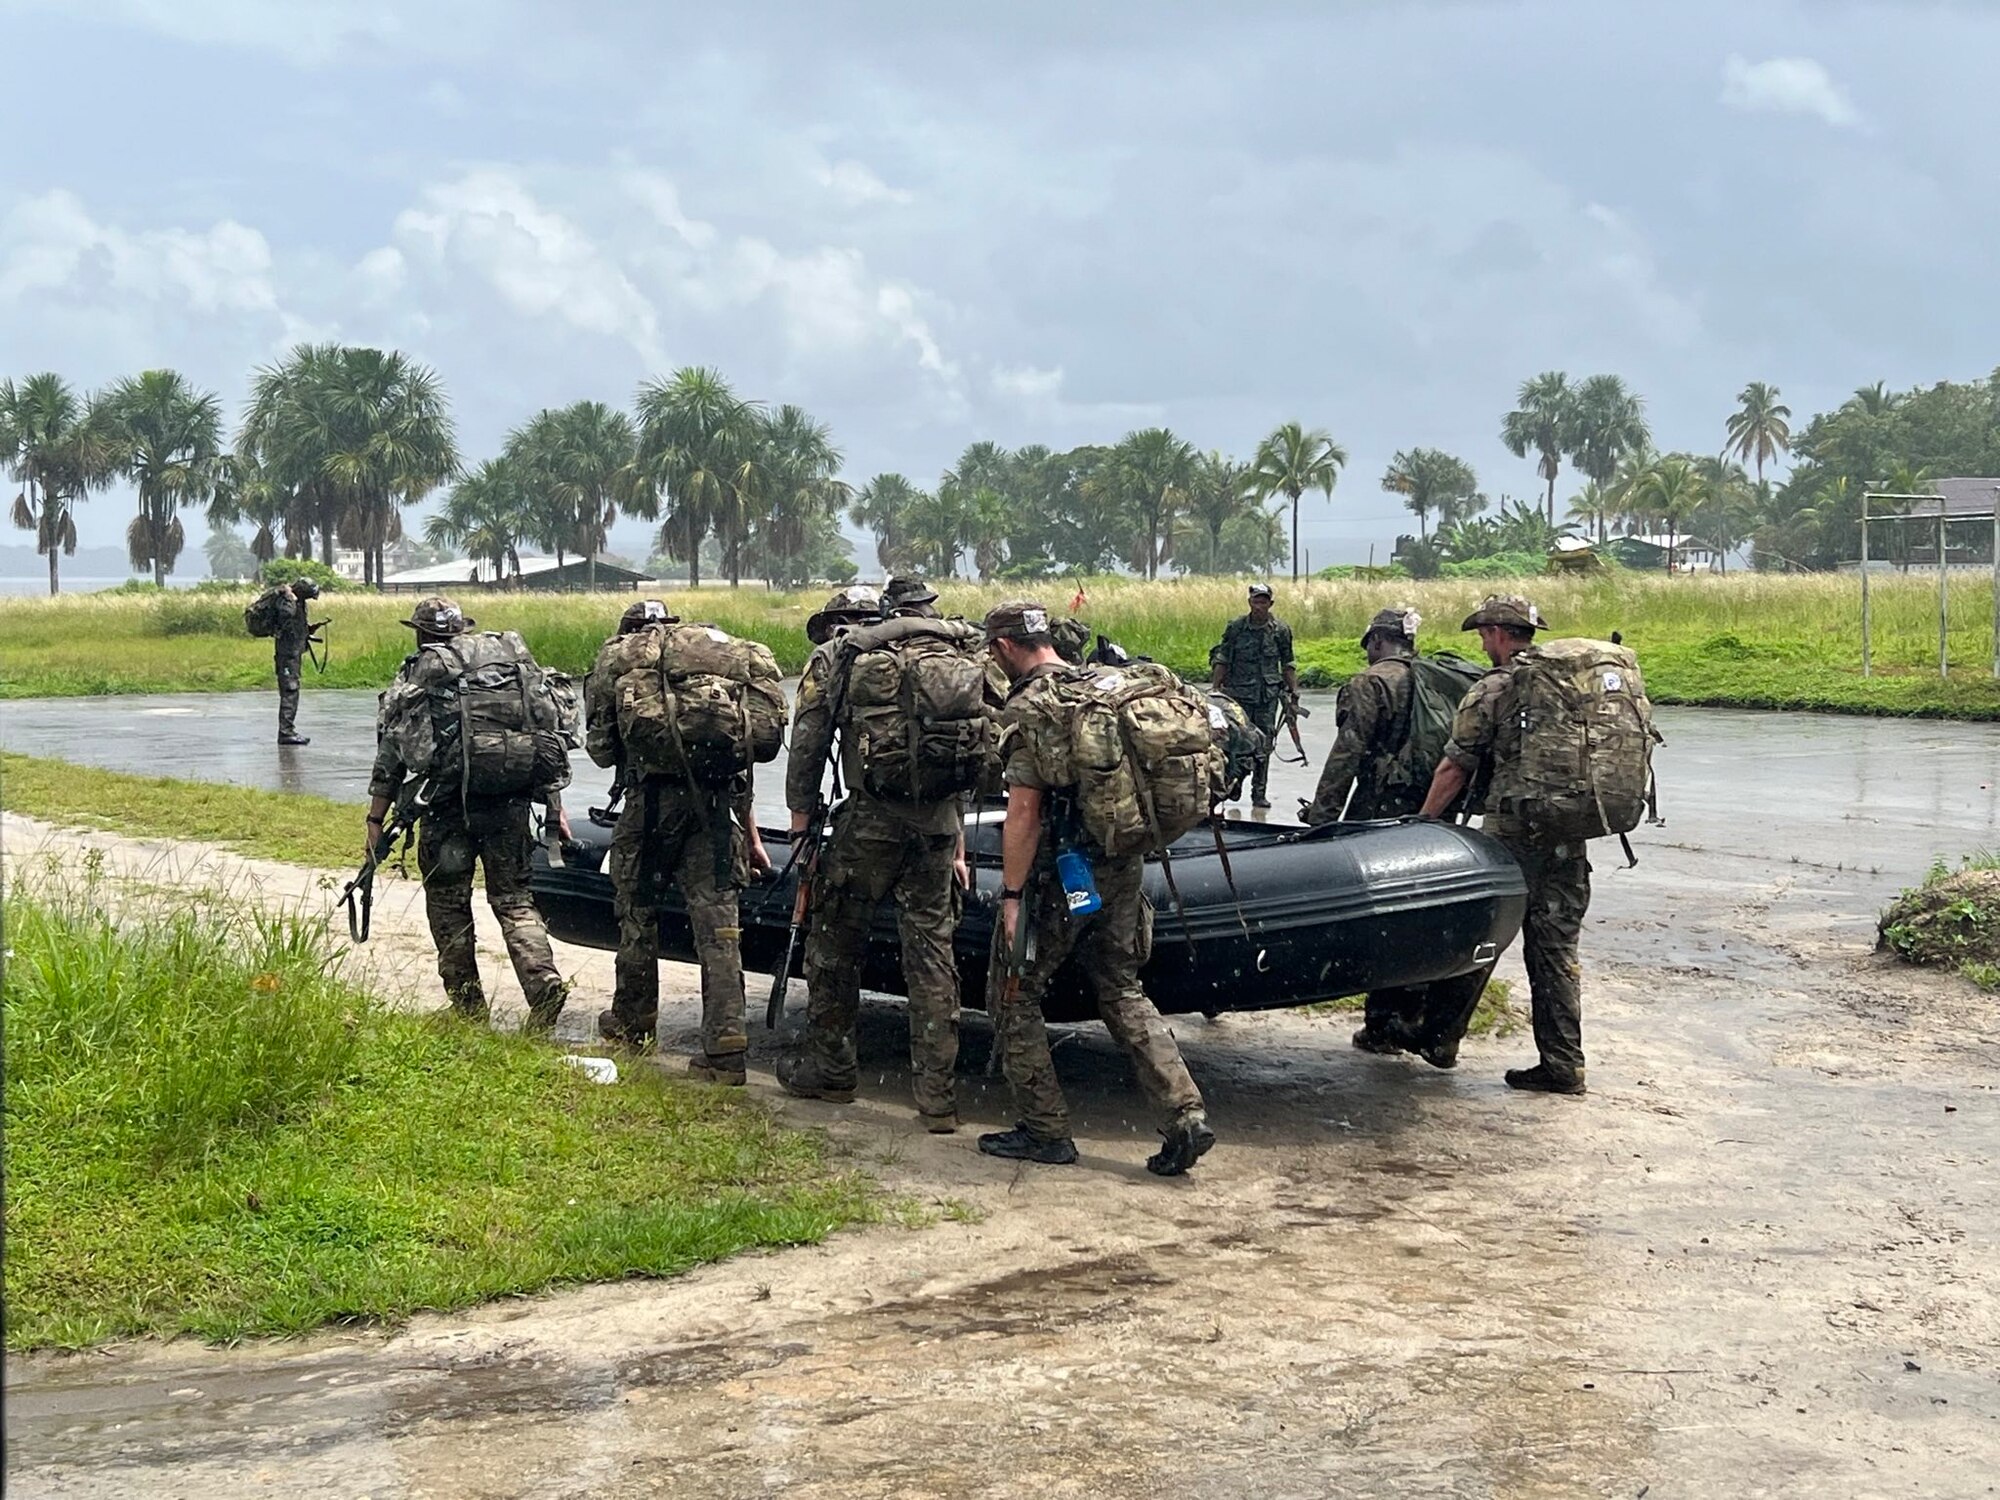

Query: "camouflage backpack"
(1376, 652), (1488, 794)
(1490, 637), (1660, 842)
(1056, 661), (1225, 858)
(611, 622), (785, 787)
(835, 615), (990, 803)
(243, 588), (285, 638)
(1203, 689), (1268, 804)
(381, 631), (573, 801)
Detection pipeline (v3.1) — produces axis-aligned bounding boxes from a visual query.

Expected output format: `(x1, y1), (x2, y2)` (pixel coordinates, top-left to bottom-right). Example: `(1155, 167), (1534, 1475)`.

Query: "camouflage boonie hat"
(983, 599), (1054, 643)
(1362, 605), (1421, 645)
(619, 598), (679, 634)
(882, 575), (939, 608)
(805, 584), (883, 644)
(1049, 615), (1093, 664)
(401, 595), (475, 635)
(1459, 594), (1548, 632)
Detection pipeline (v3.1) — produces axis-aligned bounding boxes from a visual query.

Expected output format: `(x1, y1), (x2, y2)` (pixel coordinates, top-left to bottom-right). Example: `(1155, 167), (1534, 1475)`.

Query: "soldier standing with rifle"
(269, 576), (319, 746)
(1209, 582), (1297, 808)
(776, 580), (982, 1133)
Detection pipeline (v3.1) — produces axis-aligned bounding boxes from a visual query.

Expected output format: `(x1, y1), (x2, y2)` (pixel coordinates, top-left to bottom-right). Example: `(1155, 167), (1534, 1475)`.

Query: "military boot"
(774, 1053), (856, 1103)
(688, 1041), (748, 1087)
(1350, 1024), (1407, 1056)
(277, 733), (310, 746)
(1504, 1062), (1586, 1095)
(596, 1008), (656, 1048)
(976, 1124), (1079, 1165)
(1146, 1108), (1216, 1177)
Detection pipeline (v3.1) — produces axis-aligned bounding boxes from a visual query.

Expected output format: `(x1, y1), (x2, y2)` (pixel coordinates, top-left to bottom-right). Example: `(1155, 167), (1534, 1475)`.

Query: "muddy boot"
(775, 1053), (855, 1103)
(278, 732), (310, 746)
(1146, 1109), (1216, 1177)
(1504, 1062), (1586, 1095)
(447, 985), (490, 1024)
(688, 1049), (748, 1087)
(596, 1009), (656, 1048)
(521, 984), (570, 1037)
(1416, 1037), (1460, 1070)
(1350, 1024), (1406, 1055)
(977, 1124), (1079, 1165)
(918, 1110), (959, 1135)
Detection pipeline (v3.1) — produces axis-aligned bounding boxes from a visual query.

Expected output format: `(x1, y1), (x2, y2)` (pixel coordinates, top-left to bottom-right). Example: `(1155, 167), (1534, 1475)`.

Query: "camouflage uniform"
(272, 587), (311, 742)
(1303, 648), (1419, 825)
(785, 634), (963, 1119)
(1442, 668), (1590, 1079)
(368, 629), (568, 1025)
(584, 638), (750, 1064)
(1209, 610), (1294, 802)
(990, 664), (1205, 1141)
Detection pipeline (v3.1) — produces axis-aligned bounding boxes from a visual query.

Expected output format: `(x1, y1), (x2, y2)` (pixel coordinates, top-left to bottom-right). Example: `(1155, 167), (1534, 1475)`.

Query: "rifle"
(1276, 692), (1310, 764)
(305, 619), (330, 675)
(764, 803), (829, 1028)
(987, 865), (1036, 1077)
(340, 780), (428, 942)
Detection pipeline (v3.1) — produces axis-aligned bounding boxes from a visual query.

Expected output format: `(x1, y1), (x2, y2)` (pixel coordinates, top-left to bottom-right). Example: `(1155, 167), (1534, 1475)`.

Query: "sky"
(4, 0), (1998, 575)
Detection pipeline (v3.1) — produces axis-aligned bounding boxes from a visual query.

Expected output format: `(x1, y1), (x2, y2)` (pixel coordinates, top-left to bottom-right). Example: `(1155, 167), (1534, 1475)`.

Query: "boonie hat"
(1247, 582), (1274, 600)
(1049, 615), (1092, 664)
(882, 575), (940, 608)
(619, 598), (679, 634)
(983, 599), (1053, 643)
(805, 584), (883, 644)
(1459, 594), (1548, 632)
(402, 595), (475, 635)
(1362, 606), (1421, 645)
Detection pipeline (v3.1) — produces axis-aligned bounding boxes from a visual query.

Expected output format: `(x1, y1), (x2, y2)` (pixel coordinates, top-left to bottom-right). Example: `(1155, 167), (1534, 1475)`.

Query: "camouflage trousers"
(1362, 963), (1493, 1052)
(608, 783), (747, 1059)
(802, 800), (963, 1118)
(275, 648), (303, 738)
(1491, 823), (1591, 1076)
(417, 801), (568, 1024)
(987, 850), (1203, 1142)
(1240, 694), (1281, 801)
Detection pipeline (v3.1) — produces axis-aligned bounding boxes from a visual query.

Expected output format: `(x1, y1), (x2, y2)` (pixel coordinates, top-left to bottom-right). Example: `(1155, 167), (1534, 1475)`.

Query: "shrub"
(260, 559), (348, 593)
(1439, 551), (1547, 579)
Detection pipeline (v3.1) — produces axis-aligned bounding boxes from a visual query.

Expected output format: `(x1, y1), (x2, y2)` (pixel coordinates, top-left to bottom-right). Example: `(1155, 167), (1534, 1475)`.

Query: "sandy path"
(5, 812), (1998, 1499)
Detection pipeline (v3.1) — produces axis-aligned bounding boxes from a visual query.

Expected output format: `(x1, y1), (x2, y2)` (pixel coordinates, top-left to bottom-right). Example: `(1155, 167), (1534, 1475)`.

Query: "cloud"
(814, 157), (915, 208)
(389, 169), (666, 366)
(1720, 54), (1861, 128)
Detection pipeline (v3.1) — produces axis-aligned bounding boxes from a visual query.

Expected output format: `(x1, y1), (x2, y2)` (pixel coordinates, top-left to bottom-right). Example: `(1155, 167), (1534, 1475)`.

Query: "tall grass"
(4, 572), (2000, 716)
(3, 866), (871, 1347)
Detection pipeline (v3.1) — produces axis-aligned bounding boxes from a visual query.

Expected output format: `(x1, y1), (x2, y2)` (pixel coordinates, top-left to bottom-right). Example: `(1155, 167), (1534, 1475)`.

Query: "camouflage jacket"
(1304, 650), (1419, 824)
(1209, 613), (1294, 701)
(272, 589), (312, 659)
(1440, 666), (1519, 835)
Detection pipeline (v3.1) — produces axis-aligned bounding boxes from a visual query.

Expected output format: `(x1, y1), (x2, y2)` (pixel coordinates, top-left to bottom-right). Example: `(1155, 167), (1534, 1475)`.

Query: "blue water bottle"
(1056, 842), (1103, 917)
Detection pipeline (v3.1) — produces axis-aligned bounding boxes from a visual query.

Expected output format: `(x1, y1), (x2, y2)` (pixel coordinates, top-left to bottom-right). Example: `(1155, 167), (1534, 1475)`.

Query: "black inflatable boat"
(531, 796), (1526, 1024)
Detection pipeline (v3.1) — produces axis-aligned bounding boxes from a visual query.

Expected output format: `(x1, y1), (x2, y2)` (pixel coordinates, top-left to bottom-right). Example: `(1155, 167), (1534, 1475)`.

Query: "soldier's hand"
(953, 853), (971, 890)
(748, 838), (775, 878)
(553, 809), (573, 844)
(998, 896), (1019, 951)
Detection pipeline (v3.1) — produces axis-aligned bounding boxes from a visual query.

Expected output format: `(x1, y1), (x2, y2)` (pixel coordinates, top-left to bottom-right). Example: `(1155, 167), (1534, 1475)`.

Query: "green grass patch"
(7, 573), (2000, 717)
(2, 750), (364, 868)
(2, 872), (871, 1349)
(1879, 852), (2000, 990)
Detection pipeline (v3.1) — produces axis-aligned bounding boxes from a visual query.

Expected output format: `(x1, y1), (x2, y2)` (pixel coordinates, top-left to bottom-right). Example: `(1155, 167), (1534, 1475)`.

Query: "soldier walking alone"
(243, 575), (320, 745)
(1209, 582), (1297, 808)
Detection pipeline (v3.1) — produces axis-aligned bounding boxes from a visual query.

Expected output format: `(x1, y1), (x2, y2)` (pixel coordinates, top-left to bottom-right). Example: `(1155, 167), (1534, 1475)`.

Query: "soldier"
(1419, 594), (1589, 1095)
(1208, 582), (1297, 808)
(272, 576), (319, 746)
(365, 595), (571, 1030)
(981, 599), (1215, 1176)
(777, 581), (979, 1131)
(1306, 607), (1489, 1067)
(586, 599), (774, 1080)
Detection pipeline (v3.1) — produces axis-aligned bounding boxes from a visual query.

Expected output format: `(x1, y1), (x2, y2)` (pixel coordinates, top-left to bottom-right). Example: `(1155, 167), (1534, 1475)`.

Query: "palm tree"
(97, 370), (224, 586)
(1693, 454), (1754, 573)
(1566, 374), (1652, 506)
(239, 344), (458, 581)
(427, 458), (531, 582)
(1380, 447), (1480, 541)
(1631, 454), (1703, 573)
(2, 373), (115, 595)
(852, 472), (922, 575)
(961, 485), (1012, 582)
(1181, 451), (1255, 574)
(903, 485), (968, 579)
(208, 450), (305, 565)
(1249, 421), (1345, 581)
(1725, 381), (1792, 486)
(1845, 381), (1900, 418)
(1565, 481), (1614, 544)
(754, 404), (849, 589)
(625, 367), (759, 590)
(1099, 427), (1195, 580)
(1500, 371), (1574, 522)
(509, 401), (636, 590)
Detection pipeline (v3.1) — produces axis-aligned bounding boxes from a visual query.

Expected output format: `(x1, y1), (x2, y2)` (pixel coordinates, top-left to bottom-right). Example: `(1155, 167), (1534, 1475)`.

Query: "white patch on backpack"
(1094, 671), (1126, 694)
(1207, 705), (1228, 729)
(1601, 669), (1624, 692)
(705, 627), (728, 642)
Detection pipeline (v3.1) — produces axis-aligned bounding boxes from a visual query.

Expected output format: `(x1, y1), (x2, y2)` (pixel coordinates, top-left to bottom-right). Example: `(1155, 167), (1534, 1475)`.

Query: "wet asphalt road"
(3, 688), (1997, 905)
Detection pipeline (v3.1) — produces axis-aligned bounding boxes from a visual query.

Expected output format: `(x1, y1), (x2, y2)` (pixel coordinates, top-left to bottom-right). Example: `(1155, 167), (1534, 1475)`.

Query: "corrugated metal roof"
(1904, 478), (2000, 517)
(381, 555), (653, 585)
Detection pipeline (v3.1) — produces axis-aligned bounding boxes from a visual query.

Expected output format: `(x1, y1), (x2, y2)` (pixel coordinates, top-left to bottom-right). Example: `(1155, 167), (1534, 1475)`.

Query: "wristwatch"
(1000, 886), (1024, 901)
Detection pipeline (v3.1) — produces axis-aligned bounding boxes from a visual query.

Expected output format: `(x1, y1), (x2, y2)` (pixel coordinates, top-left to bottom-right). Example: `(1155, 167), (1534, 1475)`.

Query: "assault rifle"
(1276, 692), (1310, 765)
(305, 619), (330, 675)
(987, 865), (1037, 1077)
(340, 780), (428, 942)
(765, 803), (829, 1028)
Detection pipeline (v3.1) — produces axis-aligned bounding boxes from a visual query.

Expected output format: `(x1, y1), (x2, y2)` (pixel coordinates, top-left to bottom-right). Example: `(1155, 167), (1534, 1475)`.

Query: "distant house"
(1607, 533), (1723, 573)
(332, 538), (431, 582)
(1890, 478), (2000, 569)
(379, 555), (655, 594)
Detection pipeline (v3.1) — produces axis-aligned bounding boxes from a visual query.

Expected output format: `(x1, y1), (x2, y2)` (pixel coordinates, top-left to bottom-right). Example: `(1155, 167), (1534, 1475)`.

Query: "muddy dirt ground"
(6, 708), (2000, 1499)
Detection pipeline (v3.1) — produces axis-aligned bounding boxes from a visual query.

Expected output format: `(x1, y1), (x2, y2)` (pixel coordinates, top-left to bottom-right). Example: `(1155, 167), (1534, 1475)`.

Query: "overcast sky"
(4, 0), (1997, 573)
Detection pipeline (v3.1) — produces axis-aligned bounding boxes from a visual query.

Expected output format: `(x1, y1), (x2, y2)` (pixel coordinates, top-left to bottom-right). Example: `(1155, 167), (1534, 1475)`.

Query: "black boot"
(775, 1053), (856, 1103)
(1504, 1062), (1586, 1095)
(278, 733), (310, 746)
(977, 1124), (1079, 1165)
(1350, 1024), (1406, 1055)
(596, 1008), (656, 1048)
(1146, 1110), (1216, 1177)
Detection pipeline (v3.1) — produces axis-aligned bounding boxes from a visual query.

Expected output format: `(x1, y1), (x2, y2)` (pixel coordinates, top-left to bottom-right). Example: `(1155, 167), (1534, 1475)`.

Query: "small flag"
(1069, 584), (1087, 614)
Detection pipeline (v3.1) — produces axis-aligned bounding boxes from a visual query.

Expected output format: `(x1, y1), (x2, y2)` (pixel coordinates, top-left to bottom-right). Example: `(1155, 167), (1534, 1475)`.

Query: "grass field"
(5, 572), (2000, 717)
(2, 867), (871, 1349)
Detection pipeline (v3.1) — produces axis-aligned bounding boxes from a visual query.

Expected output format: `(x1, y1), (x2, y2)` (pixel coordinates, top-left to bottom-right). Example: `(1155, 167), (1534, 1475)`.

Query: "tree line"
(7, 347), (1996, 595)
